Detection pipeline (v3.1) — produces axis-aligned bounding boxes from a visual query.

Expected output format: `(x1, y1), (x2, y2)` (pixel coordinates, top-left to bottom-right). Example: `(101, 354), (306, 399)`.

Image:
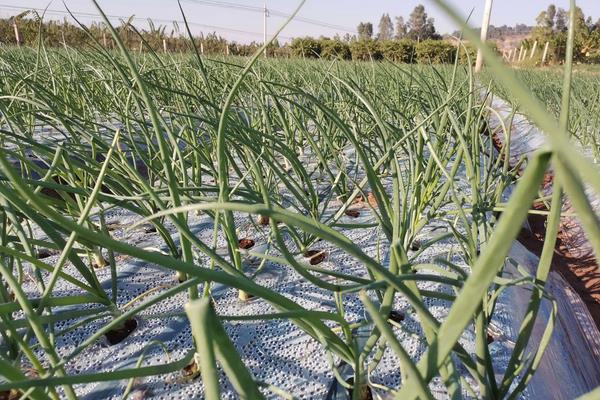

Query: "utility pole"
(263, 0), (268, 57)
(475, 0), (493, 73)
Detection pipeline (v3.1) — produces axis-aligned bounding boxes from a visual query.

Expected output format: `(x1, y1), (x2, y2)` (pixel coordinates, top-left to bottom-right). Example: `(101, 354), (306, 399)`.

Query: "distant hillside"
(451, 24), (534, 40)
(450, 24), (534, 52)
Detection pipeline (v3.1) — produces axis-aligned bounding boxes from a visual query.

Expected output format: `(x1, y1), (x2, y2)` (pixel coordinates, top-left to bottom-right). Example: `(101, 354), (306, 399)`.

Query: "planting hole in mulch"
(143, 224), (157, 234)
(345, 378), (374, 400)
(105, 222), (120, 232)
(388, 310), (405, 323)
(410, 240), (421, 252)
(367, 193), (378, 208)
(176, 271), (187, 283)
(344, 209), (360, 218)
(238, 238), (255, 250)
(36, 248), (56, 259)
(304, 249), (328, 265)
(105, 318), (137, 345)
(0, 390), (23, 400)
(239, 290), (255, 302)
(258, 215), (270, 225)
(352, 195), (365, 204)
(92, 257), (109, 269)
(182, 360), (201, 380)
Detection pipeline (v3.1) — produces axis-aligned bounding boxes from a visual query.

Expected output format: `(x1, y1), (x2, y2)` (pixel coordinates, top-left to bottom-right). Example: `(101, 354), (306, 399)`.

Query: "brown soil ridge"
(487, 123), (600, 329)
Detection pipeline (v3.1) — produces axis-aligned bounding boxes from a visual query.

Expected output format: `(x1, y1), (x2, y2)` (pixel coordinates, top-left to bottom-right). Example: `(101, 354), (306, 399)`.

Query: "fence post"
(200, 42), (204, 55)
(542, 41), (550, 65)
(226, 44), (230, 56)
(163, 39), (167, 53)
(529, 40), (538, 59)
(518, 45), (524, 61)
(12, 20), (21, 46)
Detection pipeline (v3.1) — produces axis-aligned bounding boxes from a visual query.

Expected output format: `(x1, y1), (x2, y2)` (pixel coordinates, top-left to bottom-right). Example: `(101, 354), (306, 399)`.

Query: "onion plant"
(0, 0), (597, 399)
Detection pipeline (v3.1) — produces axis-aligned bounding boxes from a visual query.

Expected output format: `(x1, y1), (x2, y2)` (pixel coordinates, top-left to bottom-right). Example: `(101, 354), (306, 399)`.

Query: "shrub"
(415, 40), (456, 64)
(350, 39), (383, 62)
(320, 39), (351, 60)
(379, 39), (416, 63)
(290, 37), (322, 58)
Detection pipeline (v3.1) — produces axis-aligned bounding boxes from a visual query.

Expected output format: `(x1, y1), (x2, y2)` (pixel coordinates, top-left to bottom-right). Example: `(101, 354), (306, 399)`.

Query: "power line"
(0, 4), (293, 40)
(182, 0), (357, 33)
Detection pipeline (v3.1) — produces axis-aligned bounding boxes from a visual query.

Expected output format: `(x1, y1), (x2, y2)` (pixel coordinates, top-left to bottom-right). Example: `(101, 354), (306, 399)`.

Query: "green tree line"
(288, 37), (491, 64)
(0, 13), (282, 57)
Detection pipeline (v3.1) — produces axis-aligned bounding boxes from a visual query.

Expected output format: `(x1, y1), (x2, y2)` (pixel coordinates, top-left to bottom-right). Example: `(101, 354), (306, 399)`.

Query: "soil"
(352, 195), (365, 204)
(367, 193), (378, 208)
(345, 378), (374, 400)
(303, 249), (328, 265)
(351, 193), (378, 209)
(181, 360), (200, 380)
(344, 209), (360, 218)
(238, 238), (255, 250)
(105, 222), (120, 232)
(92, 257), (109, 270)
(410, 240), (421, 252)
(517, 207), (600, 328)
(489, 125), (600, 329)
(36, 248), (56, 259)
(0, 390), (23, 400)
(143, 225), (157, 234)
(388, 310), (405, 323)
(105, 318), (138, 345)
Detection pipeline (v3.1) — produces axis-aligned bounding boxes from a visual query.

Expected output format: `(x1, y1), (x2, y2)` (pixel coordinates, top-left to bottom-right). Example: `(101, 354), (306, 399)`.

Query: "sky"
(3, 1), (600, 43)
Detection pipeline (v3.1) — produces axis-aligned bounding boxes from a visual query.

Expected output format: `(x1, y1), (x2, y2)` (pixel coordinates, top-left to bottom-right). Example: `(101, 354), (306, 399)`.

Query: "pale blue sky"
(3, 1), (600, 43)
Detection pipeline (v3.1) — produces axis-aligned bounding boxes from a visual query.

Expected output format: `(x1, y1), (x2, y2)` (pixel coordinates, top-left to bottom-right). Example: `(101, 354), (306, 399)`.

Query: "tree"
(395, 16), (407, 39)
(377, 13), (393, 40)
(407, 5), (437, 41)
(424, 18), (438, 40)
(546, 5), (557, 29)
(357, 22), (373, 40)
(555, 8), (567, 32)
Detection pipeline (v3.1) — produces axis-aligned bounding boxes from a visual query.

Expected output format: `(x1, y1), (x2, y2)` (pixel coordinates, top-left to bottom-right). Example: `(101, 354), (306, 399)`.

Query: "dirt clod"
(105, 318), (137, 345)
(304, 249), (328, 265)
(344, 209), (360, 218)
(238, 238), (255, 249)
